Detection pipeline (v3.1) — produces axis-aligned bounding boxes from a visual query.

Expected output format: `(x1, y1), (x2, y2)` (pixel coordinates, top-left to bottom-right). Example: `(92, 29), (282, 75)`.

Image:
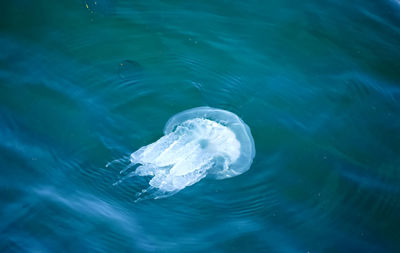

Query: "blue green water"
(1, 0), (400, 252)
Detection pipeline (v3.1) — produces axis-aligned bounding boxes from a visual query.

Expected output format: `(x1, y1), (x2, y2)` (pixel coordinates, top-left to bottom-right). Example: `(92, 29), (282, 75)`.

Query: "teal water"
(1, 0), (400, 252)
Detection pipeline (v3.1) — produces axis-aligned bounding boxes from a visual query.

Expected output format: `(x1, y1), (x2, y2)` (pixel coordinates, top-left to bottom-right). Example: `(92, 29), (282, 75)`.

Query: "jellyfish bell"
(162, 107), (255, 179)
(120, 107), (255, 199)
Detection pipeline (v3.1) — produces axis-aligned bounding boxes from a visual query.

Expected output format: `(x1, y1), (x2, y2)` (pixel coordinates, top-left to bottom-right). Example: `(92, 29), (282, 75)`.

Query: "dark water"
(1, 0), (400, 252)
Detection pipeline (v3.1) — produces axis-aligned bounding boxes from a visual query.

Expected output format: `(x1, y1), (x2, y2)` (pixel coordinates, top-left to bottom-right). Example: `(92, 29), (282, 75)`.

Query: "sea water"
(0, 0), (399, 252)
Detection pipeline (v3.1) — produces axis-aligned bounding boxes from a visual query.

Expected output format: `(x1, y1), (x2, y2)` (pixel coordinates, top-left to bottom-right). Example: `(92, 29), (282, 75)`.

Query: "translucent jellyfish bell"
(163, 107), (255, 178)
(123, 107), (255, 198)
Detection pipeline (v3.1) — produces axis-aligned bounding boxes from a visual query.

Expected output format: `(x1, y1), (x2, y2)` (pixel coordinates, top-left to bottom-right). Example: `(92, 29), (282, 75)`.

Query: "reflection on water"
(0, 0), (400, 252)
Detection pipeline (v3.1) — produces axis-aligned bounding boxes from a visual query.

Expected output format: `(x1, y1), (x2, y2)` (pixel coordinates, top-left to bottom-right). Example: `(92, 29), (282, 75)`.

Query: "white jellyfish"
(114, 107), (255, 199)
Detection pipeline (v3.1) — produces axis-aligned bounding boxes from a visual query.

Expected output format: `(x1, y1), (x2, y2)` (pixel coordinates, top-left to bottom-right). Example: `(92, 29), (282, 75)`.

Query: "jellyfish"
(114, 107), (255, 199)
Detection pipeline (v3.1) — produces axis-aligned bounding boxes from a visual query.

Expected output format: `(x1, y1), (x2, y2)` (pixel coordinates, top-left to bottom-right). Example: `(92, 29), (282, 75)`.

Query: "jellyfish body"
(125, 107), (255, 197)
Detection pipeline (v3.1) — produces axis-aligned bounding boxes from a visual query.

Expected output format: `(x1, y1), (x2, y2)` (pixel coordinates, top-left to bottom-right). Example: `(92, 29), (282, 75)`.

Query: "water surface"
(1, 0), (400, 252)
